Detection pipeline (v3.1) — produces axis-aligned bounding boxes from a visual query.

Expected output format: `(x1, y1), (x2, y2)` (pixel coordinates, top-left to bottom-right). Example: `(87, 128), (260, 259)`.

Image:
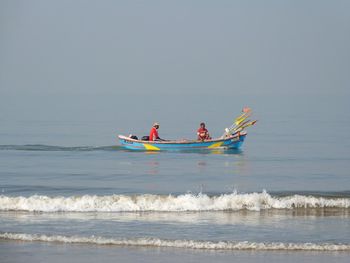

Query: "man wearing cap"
(149, 122), (162, 141)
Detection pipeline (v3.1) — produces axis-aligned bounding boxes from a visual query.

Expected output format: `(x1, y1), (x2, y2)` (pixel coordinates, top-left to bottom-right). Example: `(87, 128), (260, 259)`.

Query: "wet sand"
(1, 240), (349, 263)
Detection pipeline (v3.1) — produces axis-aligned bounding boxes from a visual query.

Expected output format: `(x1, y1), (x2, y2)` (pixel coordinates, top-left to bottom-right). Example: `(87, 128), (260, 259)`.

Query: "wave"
(1, 191), (349, 212)
(0, 144), (121, 152)
(1, 232), (349, 251)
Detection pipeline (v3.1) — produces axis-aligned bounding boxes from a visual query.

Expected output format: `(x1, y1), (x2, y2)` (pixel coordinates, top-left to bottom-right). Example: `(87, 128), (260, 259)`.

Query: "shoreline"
(1, 240), (350, 263)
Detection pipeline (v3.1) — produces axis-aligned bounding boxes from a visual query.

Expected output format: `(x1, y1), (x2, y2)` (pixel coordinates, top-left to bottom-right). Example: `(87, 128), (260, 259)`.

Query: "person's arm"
(197, 129), (202, 140)
(206, 129), (211, 139)
(156, 133), (165, 141)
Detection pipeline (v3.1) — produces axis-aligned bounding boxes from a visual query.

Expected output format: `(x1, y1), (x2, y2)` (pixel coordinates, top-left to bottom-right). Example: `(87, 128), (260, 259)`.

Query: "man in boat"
(149, 122), (164, 141)
(197, 122), (211, 141)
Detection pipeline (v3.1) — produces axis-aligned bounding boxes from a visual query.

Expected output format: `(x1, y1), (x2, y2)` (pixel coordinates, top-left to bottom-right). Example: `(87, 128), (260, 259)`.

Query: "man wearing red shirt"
(149, 122), (161, 141)
(197, 122), (211, 141)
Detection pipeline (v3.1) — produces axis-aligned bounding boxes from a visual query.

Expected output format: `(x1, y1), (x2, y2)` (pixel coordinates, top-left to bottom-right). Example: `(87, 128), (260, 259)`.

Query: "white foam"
(0, 191), (349, 212)
(1, 232), (349, 251)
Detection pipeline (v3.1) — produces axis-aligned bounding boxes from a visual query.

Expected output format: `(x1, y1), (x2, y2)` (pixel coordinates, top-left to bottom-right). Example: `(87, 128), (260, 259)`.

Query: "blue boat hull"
(118, 133), (247, 151)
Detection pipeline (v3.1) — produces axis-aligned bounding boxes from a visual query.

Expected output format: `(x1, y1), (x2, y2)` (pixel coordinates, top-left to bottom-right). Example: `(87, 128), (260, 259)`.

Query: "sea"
(0, 93), (349, 262)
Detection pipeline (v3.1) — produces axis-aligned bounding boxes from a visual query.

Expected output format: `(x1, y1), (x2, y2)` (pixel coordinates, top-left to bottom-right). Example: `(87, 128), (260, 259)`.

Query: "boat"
(118, 132), (247, 151)
(118, 108), (257, 151)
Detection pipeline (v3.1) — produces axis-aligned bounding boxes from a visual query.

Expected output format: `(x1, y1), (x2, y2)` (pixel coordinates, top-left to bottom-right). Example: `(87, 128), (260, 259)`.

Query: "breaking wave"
(1, 233), (349, 251)
(1, 191), (349, 212)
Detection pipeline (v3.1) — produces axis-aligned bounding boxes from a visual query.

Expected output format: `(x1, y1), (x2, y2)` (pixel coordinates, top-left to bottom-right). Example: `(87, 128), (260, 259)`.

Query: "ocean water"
(1, 94), (350, 262)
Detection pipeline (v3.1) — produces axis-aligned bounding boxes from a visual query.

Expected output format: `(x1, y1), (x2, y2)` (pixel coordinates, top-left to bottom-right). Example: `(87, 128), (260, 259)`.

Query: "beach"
(1, 1), (349, 262)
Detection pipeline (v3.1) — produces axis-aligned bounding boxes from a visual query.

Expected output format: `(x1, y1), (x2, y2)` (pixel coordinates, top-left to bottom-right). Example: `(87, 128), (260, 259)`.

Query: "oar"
(222, 114), (250, 137)
(224, 120), (257, 138)
(230, 107), (252, 128)
(222, 108), (254, 138)
(234, 111), (251, 126)
(227, 119), (251, 135)
(232, 120), (258, 133)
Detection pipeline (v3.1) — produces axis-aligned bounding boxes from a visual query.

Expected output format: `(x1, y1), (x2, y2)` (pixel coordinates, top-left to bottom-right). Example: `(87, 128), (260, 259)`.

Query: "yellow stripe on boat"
(208, 142), (224, 149)
(143, 144), (160, 151)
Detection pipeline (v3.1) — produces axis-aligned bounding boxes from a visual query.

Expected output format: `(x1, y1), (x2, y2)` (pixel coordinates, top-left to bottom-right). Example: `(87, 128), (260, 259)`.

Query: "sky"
(0, 0), (349, 142)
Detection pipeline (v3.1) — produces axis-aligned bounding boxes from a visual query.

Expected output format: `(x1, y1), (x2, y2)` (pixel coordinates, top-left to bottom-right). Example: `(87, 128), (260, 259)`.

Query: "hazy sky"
(1, 0), (349, 96)
(1, 1), (349, 140)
